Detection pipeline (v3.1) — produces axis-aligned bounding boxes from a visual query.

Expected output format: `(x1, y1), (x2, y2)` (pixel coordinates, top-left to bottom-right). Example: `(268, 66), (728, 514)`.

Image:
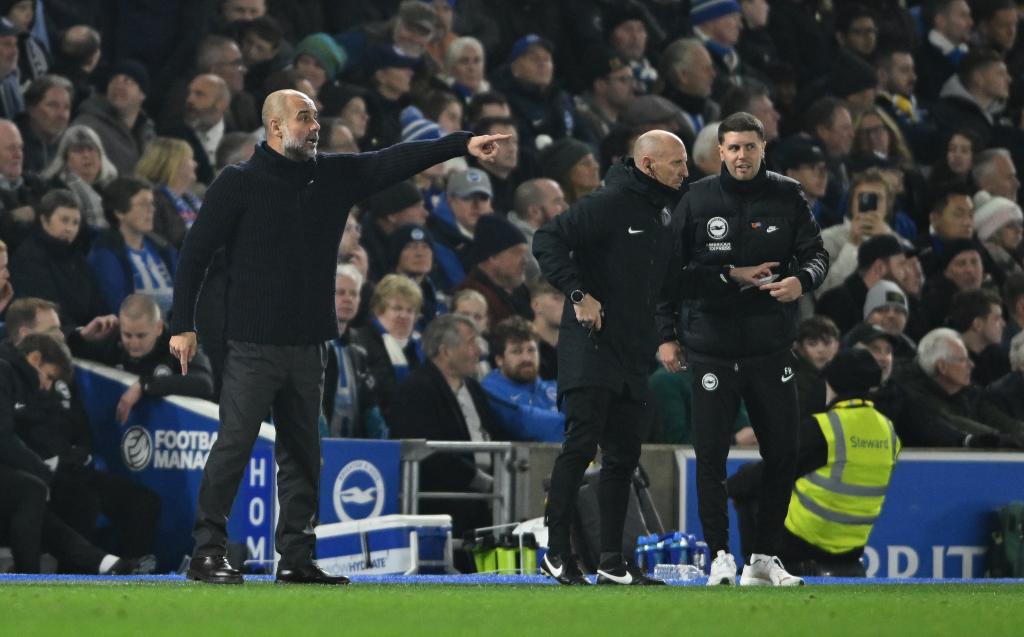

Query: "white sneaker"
(706, 550), (737, 586)
(739, 554), (805, 586)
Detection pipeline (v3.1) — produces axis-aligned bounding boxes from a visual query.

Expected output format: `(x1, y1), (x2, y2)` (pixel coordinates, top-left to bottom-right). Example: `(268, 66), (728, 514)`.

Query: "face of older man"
(0, 122), (24, 182)
(936, 337), (973, 390)
(185, 75), (229, 131)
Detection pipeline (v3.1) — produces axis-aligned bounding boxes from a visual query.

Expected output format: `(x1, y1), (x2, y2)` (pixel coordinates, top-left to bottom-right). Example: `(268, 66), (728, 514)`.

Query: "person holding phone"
(657, 112), (829, 586)
(817, 169), (898, 297)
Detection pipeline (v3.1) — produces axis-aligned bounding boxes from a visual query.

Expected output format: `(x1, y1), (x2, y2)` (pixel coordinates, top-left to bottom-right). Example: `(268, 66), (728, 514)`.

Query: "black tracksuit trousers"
(545, 386), (644, 564)
(690, 348), (800, 557)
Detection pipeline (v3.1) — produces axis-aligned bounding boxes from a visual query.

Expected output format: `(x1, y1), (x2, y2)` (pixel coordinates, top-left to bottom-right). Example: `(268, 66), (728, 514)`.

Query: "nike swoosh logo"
(598, 569), (633, 584)
(767, 226), (779, 233)
(781, 373), (794, 383)
(628, 227), (644, 234)
(544, 555), (563, 578)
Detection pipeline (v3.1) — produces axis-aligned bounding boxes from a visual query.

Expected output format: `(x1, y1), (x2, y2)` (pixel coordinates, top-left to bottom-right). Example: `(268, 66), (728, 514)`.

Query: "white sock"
(98, 554), (120, 574)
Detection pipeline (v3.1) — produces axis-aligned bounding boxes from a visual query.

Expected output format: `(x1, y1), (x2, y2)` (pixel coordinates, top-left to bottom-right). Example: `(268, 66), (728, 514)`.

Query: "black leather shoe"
(187, 555), (244, 584)
(275, 562), (351, 585)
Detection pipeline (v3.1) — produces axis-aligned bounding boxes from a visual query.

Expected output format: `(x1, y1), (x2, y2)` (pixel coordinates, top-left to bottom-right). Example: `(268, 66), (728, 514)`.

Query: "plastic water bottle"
(666, 532), (689, 565)
(691, 540), (710, 574)
(652, 563), (704, 581)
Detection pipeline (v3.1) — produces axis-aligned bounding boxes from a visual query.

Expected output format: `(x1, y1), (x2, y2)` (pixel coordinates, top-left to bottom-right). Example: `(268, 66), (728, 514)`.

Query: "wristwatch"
(569, 289), (586, 305)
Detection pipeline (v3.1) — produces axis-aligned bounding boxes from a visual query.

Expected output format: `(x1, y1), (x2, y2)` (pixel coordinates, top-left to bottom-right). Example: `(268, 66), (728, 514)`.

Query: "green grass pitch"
(2, 582), (1021, 636)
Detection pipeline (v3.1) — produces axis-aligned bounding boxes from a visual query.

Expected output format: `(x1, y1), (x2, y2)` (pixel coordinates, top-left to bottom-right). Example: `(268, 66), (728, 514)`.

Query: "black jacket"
(982, 370), (1024, 420)
(389, 360), (500, 492)
(0, 356), (52, 482)
(533, 158), (681, 398)
(321, 332), (380, 438)
(348, 324), (422, 422)
(75, 326), (215, 401)
(658, 163), (828, 358)
(815, 273), (868, 336)
(10, 225), (108, 329)
(0, 341), (92, 472)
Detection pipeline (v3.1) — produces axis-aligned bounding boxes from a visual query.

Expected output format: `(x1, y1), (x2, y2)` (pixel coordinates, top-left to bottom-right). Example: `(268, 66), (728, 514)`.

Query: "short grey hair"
(422, 313), (478, 359)
(336, 263), (364, 290)
(444, 36), (484, 76)
(513, 178), (555, 216)
(659, 38), (705, 82)
(917, 328), (964, 377)
(972, 148), (1013, 183)
(692, 122), (721, 164)
(1010, 331), (1024, 371)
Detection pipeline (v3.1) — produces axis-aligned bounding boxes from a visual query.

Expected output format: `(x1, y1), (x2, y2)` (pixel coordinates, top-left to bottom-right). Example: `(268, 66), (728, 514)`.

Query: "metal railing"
(399, 440), (517, 528)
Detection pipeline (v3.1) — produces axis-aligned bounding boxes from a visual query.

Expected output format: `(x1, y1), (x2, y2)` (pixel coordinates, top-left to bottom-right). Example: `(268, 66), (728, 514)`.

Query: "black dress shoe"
(276, 562), (351, 585)
(187, 555), (244, 584)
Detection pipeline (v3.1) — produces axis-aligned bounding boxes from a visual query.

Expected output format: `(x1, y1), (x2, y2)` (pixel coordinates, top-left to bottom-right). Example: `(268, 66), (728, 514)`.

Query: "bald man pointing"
(532, 130), (687, 585)
(170, 89), (509, 585)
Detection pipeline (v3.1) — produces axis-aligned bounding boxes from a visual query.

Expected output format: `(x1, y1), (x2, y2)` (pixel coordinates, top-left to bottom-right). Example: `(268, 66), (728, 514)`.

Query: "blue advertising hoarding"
(676, 449), (1024, 578)
(319, 439), (401, 524)
(76, 361), (276, 573)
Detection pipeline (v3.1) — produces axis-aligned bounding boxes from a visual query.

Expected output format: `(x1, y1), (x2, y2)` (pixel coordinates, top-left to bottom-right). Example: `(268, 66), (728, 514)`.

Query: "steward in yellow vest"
(729, 348), (900, 576)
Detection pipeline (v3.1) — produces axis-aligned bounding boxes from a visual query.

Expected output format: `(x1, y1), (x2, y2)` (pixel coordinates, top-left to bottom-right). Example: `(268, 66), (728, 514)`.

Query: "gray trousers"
(192, 341), (326, 569)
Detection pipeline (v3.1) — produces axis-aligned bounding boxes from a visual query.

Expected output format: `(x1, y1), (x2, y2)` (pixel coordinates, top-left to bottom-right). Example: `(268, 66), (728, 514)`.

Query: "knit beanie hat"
(863, 280), (909, 319)
(690, 0), (741, 26)
(829, 53), (878, 98)
(363, 181), (422, 219)
(538, 138), (593, 181)
(469, 214), (526, 265)
(107, 59), (150, 95)
(823, 348), (882, 397)
(294, 33), (346, 80)
(389, 224), (433, 269)
(602, 4), (647, 40)
(400, 106), (443, 143)
(940, 238), (981, 271)
(973, 191), (1024, 242)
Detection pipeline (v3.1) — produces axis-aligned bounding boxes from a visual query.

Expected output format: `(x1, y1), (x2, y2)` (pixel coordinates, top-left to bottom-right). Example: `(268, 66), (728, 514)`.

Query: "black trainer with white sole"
(596, 563), (667, 586)
(541, 553), (591, 585)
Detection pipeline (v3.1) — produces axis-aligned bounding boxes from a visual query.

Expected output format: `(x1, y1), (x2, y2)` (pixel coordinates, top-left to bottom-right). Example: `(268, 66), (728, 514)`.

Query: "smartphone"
(858, 191), (879, 213)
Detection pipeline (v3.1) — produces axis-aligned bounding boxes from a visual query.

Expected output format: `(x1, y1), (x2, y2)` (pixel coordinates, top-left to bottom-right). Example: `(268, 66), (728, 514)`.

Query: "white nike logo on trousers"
(781, 373), (794, 382)
(628, 227), (644, 234)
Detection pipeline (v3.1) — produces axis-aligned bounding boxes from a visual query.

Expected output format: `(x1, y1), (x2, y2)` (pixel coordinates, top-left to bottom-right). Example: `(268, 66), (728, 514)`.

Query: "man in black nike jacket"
(657, 111), (829, 587)
(533, 129), (688, 586)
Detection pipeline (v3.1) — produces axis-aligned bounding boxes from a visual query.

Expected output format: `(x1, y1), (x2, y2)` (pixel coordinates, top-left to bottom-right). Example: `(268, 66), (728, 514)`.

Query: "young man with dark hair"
(930, 47), (1010, 149)
(481, 316), (563, 442)
(913, 0), (974, 104)
(793, 316), (840, 418)
(949, 287), (1008, 385)
(659, 111), (828, 586)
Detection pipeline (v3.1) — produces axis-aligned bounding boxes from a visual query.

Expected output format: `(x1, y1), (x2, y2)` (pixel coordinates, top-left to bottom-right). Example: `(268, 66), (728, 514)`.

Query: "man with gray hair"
(658, 37), (720, 150)
(690, 121), (721, 179)
(389, 313), (501, 555)
(972, 148), (1019, 201)
(175, 74), (232, 184)
(898, 327), (1024, 440)
(509, 178), (568, 283)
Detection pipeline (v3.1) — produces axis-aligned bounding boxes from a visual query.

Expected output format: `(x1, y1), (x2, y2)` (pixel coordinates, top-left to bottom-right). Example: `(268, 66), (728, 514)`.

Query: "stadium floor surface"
(2, 575), (1023, 637)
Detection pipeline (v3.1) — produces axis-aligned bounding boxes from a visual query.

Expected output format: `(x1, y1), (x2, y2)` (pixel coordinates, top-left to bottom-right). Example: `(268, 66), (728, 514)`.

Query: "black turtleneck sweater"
(171, 134), (472, 345)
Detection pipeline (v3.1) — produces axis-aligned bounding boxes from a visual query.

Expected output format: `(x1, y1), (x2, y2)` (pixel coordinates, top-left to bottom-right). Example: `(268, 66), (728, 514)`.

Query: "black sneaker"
(541, 553), (591, 585)
(596, 562), (667, 586)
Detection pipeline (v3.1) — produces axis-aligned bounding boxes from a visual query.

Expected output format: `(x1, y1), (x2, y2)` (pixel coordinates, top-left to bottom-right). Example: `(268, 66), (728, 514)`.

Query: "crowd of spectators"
(5, 0), (1024, 568)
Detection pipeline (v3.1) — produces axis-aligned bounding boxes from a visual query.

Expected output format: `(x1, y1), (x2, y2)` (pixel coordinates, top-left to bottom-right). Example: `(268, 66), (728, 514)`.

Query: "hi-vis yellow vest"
(784, 400), (901, 554)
